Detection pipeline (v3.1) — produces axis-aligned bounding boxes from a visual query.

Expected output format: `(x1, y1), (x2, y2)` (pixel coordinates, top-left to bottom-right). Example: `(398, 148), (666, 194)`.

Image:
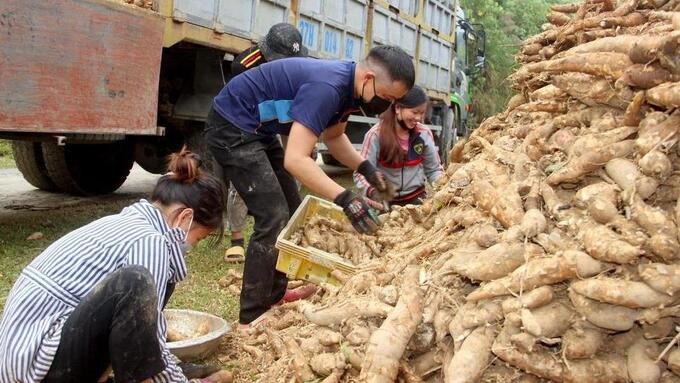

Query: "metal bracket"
(172, 10), (186, 22)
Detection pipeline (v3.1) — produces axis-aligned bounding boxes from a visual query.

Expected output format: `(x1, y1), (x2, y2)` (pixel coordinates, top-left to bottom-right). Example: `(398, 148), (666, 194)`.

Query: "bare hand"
(204, 370), (233, 383)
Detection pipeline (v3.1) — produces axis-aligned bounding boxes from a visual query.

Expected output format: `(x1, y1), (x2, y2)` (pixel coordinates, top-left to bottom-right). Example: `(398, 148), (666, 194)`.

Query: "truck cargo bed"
(0, 0), (164, 134)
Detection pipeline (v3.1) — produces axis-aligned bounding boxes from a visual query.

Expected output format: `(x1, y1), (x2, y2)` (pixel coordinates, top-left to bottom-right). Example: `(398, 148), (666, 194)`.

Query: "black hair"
(397, 85), (428, 108)
(151, 147), (226, 239)
(366, 45), (415, 88)
(379, 86), (429, 164)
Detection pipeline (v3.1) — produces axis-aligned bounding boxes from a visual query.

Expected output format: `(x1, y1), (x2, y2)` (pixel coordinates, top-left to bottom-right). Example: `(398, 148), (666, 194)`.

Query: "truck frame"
(0, 0), (483, 195)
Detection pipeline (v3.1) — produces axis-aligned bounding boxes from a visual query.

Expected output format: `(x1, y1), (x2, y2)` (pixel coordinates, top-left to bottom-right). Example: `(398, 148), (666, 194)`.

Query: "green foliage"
(0, 140), (14, 168)
(461, 0), (569, 126)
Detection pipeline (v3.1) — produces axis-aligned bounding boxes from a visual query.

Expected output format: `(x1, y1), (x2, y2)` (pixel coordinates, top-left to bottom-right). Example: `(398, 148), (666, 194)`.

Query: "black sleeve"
(230, 45), (267, 77)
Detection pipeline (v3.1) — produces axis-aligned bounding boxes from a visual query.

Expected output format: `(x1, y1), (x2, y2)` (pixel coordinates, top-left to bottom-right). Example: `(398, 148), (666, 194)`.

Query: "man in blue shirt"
(205, 45), (415, 329)
(224, 22), (307, 263)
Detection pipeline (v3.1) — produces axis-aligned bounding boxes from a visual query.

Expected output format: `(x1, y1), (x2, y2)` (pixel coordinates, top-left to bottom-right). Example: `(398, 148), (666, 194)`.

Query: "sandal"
(224, 246), (245, 263)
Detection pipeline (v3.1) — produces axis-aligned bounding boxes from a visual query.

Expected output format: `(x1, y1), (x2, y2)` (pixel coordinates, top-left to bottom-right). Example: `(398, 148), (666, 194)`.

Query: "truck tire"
(134, 139), (173, 174)
(11, 141), (59, 191)
(438, 108), (455, 165)
(41, 141), (135, 195)
(133, 127), (184, 174)
(454, 107), (465, 137)
(321, 153), (341, 166)
(185, 126), (223, 180)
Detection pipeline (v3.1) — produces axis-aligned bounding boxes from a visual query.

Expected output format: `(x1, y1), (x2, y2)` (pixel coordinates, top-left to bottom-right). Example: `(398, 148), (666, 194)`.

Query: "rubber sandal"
(224, 246), (245, 263)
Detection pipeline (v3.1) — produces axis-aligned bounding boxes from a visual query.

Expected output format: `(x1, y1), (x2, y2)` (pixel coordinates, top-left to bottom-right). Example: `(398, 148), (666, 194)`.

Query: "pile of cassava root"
(224, 1), (680, 382)
(289, 216), (382, 265)
(117, 0), (153, 10)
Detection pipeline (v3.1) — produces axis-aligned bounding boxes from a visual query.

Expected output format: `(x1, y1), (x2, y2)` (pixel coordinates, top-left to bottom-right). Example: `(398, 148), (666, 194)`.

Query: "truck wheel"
(11, 141), (59, 191)
(454, 107), (465, 137)
(321, 153), (341, 166)
(438, 108), (455, 166)
(42, 141), (135, 195)
(134, 139), (172, 174)
(133, 127), (184, 174)
(185, 127), (223, 179)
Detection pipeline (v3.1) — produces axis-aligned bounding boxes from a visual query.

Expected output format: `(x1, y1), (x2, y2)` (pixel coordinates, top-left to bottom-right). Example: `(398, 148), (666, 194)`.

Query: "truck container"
(0, 0), (481, 194)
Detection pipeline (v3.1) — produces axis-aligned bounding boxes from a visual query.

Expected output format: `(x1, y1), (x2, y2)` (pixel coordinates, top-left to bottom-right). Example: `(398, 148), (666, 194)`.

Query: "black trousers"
(391, 192), (426, 207)
(205, 108), (301, 324)
(44, 266), (165, 383)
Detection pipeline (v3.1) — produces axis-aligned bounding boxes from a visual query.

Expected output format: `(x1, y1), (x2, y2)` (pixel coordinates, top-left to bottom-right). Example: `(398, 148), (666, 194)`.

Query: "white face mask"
(178, 213), (194, 255)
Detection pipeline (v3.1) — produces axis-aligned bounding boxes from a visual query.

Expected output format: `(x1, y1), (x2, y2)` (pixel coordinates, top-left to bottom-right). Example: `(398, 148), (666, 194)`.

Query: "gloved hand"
(334, 189), (380, 234)
(362, 189), (386, 211)
(357, 160), (395, 202)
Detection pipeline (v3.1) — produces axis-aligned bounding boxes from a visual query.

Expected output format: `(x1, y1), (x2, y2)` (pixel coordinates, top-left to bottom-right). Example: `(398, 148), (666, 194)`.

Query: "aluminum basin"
(164, 309), (230, 362)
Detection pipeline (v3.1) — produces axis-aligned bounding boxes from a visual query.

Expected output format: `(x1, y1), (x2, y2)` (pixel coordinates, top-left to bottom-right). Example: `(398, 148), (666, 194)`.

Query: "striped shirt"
(0, 200), (189, 382)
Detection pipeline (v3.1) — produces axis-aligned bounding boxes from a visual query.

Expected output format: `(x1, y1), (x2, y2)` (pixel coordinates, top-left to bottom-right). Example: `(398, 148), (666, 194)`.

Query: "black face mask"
(397, 117), (411, 130)
(357, 77), (391, 116)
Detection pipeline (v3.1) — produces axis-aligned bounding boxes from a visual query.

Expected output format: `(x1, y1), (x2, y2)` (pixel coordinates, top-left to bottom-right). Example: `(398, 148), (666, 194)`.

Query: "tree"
(460, 0), (568, 126)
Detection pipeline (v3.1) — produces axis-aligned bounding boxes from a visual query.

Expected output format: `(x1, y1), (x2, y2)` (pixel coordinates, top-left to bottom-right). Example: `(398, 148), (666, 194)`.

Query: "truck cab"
(449, 6), (486, 138)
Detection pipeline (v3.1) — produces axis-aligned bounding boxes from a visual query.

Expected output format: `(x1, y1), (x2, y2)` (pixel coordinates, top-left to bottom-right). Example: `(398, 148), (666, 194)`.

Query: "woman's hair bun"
(166, 146), (202, 183)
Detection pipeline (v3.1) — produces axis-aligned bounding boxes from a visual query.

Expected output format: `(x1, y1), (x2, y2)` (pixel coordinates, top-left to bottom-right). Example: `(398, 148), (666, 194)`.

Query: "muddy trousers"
(205, 108), (301, 324)
(43, 266), (165, 383)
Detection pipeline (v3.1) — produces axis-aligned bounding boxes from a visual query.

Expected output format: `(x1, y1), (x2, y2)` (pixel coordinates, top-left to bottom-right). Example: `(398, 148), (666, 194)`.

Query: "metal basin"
(164, 309), (230, 362)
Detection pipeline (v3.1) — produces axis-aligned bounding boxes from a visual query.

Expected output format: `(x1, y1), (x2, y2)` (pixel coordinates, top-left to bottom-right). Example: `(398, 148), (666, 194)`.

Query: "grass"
(0, 201), (249, 321)
(166, 222), (252, 321)
(0, 140), (14, 168)
(0, 173), (356, 321)
(0, 201), (135, 307)
(0, 171), (355, 380)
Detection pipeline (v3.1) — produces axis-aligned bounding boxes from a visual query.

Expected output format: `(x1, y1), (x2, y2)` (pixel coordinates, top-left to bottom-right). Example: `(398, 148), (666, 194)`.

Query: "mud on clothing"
(43, 266), (166, 383)
(0, 200), (189, 382)
(205, 109), (300, 324)
(212, 58), (358, 137)
(354, 122), (444, 203)
(208, 58), (360, 324)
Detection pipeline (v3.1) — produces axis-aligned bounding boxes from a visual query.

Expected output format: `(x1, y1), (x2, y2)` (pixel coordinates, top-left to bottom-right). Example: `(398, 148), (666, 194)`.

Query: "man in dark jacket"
(223, 23), (308, 262)
(231, 22), (308, 76)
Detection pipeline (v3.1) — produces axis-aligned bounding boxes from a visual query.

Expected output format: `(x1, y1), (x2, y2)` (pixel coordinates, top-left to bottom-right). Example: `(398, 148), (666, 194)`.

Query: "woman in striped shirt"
(0, 149), (231, 383)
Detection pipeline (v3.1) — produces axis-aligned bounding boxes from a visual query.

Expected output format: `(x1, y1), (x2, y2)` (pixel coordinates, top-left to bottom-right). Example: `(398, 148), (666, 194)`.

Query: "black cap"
(259, 23), (308, 61)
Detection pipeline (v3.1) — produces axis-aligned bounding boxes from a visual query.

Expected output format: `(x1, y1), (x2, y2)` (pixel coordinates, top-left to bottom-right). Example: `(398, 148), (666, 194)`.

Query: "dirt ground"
(0, 160), (352, 382)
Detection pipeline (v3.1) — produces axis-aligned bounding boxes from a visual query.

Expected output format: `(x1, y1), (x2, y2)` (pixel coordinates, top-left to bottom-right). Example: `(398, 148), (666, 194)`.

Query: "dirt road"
(0, 165), (160, 222)
(0, 162), (351, 223)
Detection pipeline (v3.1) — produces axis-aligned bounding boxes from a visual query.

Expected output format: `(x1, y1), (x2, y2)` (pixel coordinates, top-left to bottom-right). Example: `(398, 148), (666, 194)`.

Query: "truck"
(320, 2), (486, 166)
(0, 0), (484, 195)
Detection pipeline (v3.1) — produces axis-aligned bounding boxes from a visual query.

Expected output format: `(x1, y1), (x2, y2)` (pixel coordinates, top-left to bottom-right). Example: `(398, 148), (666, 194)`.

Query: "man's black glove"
(357, 160), (395, 202)
(334, 189), (379, 234)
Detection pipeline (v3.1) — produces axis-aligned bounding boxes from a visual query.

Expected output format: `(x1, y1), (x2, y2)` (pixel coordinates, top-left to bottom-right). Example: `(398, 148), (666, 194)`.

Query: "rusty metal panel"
(0, 0), (164, 134)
